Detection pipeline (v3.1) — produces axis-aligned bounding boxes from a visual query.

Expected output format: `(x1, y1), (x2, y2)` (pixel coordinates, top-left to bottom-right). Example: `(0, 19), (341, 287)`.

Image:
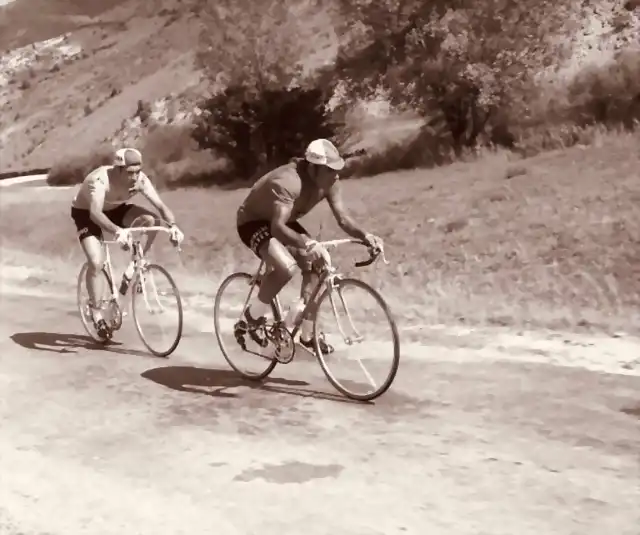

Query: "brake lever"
(379, 246), (390, 265)
(354, 244), (388, 268)
(354, 256), (375, 268)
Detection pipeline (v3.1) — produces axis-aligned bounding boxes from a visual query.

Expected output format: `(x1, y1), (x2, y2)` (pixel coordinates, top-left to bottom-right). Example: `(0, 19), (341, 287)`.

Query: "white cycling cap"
(305, 138), (345, 171)
(113, 147), (143, 169)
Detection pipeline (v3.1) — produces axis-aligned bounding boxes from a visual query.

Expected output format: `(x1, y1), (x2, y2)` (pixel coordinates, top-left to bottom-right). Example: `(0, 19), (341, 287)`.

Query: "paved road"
(0, 174), (48, 188)
(0, 287), (639, 535)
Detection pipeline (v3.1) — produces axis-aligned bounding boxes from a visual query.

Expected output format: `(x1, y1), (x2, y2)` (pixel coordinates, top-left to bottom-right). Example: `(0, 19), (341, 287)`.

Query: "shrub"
(331, 0), (580, 156)
(141, 123), (196, 165)
(566, 49), (640, 129)
(342, 127), (455, 178)
(151, 152), (231, 190)
(192, 84), (340, 181)
(46, 145), (113, 186)
(136, 99), (152, 125)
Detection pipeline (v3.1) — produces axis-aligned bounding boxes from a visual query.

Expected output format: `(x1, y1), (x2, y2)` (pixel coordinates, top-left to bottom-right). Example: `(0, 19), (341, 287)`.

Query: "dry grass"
(3, 129), (640, 333)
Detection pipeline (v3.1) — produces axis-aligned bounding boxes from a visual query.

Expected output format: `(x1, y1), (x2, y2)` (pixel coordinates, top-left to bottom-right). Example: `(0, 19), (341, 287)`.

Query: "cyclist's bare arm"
(139, 174), (177, 225)
(88, 181), (121, 234)
(271, 203), (308, 250)
(326, 180), (367, 241)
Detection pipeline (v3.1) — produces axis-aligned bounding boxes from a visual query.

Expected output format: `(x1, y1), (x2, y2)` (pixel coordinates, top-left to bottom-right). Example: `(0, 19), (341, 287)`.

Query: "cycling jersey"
(237, 159), (337, 226)
(71, 165), (155, 211)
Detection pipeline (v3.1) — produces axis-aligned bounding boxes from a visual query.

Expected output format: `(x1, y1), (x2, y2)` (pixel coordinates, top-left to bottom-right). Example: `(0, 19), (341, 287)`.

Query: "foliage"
(331, 0), (583, 154)
(566, 49), (640, 129)
(46, 145), (113, 186)
(191, 0), (342, 181)
(195, 0), (315, 92)
(192, 85), (341, 181)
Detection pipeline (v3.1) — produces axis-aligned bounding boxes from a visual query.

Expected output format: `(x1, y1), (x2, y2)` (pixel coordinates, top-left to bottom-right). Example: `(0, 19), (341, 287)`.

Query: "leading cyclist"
(70, 147), (184, 337)
(236, 138), (383, 354)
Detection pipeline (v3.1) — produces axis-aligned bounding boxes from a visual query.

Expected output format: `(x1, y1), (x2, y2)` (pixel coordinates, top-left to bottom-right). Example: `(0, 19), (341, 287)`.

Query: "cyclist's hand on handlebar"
(115, 228), (131, 249)
(302, 240), (330, 267)
(169, 224), (184, 246)
(363, 233), (384, 252)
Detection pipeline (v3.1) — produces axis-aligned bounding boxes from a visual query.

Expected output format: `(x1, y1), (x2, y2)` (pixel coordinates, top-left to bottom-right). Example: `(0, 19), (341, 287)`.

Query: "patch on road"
(233, 460), (344, 484)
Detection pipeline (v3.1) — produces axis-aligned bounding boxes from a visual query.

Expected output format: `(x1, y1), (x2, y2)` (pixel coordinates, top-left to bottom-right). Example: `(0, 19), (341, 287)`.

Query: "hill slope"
(0, 0), (349, 172)
(0, 0), (208, 170)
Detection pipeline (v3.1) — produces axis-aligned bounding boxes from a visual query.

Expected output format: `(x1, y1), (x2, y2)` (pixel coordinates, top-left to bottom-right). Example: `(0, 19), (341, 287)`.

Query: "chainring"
(267, 322), (296, 364)
(106, 299), (123, 331)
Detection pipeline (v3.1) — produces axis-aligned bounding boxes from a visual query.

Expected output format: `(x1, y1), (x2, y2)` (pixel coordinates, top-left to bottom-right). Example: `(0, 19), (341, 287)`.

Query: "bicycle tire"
(132, 263), (184, 357)
(213, 272), (278, 381)
(312, 277), (400, 401)
(76, 262), (115, 343)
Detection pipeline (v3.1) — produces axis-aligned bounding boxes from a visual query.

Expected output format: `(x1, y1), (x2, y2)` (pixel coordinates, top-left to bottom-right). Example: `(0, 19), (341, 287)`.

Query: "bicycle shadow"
(141, 365), (369, 404)
(10, 331), (150, 358)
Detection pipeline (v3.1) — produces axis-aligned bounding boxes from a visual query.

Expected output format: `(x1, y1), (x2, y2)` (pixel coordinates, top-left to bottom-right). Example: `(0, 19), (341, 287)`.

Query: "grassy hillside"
(3, 129), (639, 334)
(0, 0), (347, 173)
(0, 0), (212, 171)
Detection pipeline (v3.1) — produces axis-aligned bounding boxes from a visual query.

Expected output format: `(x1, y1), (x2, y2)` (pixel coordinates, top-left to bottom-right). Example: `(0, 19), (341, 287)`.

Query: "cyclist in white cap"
(70, 147), (184, 337)
(236, 138), (383, 354)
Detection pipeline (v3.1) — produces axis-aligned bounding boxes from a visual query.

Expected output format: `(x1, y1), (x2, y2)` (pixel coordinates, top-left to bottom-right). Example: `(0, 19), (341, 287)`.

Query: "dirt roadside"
(0, 267), (639, 535)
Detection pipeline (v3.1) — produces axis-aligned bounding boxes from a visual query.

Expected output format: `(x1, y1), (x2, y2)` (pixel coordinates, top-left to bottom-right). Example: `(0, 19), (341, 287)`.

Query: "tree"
(192, 85), (340, 180)
(195, 0), (330, 93)
(330, 0), (583, 153)
(191, 0), (343, 180)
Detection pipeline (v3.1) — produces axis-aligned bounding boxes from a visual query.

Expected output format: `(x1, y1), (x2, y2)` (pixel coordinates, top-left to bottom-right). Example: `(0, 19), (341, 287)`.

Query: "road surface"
(0, 278), (639, 535)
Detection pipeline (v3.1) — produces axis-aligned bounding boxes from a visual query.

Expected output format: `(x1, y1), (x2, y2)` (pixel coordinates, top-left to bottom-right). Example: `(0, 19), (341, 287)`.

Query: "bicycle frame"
(242, 238), (387, 339)
(98, 225), (179, 306)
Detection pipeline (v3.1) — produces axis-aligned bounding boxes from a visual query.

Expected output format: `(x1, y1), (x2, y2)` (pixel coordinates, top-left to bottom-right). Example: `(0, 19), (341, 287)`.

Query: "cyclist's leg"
(116, 203), (159, 255)
(285, 222), (332, 353)
(237, 221), (298, 323)
(71, 208), (108, 330)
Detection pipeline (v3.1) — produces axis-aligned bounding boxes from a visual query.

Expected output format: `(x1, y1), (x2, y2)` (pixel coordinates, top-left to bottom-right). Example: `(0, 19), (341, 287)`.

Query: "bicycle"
(213, 238), (400, 401)
(76, 222), (184, 357)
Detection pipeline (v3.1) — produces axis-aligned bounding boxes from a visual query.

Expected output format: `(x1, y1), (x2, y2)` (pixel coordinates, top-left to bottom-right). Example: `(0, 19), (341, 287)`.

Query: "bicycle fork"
(326, 276), (364, 346)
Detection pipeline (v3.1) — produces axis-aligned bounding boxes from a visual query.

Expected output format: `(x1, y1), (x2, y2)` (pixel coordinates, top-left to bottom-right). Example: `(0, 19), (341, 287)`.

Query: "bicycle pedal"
(96, 326), (112, 340)
(234, 330), (247, 348)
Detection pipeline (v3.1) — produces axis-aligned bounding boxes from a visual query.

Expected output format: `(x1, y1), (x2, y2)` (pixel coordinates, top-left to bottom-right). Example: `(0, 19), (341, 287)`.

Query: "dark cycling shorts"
(237, 220), (309, 257)
(71, 203), (134, 242)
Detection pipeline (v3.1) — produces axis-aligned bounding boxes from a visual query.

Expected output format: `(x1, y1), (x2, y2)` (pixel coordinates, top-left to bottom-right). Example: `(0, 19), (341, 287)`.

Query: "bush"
(45, 125), (229, 191)
(140, 123), (231, 189)
(192, 84), (341, 181)
(141, 123), (196, 165)
(342, 127), (455, 178)
(566, 49), (640, 129)
(46, 145), (113, 186)
(147, 150), (230, 191)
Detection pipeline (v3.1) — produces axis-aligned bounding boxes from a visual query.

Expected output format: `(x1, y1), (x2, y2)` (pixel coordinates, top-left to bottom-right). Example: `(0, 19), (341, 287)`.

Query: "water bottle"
(118, 261), (135, 296)
(284, 298), (305, 330)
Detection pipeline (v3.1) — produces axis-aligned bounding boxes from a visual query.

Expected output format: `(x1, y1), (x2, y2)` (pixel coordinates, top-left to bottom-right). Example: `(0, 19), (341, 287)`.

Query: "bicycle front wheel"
(312, 277), (400, 401)
(132, 263), (183, 357)
(213, 272), (278, 381)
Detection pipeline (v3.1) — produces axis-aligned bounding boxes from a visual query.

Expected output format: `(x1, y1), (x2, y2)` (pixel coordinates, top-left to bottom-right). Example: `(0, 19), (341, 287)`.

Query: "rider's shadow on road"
(10, 331), (150, 358)
(141, 365), (366, 404)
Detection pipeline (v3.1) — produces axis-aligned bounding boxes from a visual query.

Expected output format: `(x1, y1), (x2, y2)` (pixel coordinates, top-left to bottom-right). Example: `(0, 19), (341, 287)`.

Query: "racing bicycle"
(213, 238), (400, 401)
(76, 222), (184, 357)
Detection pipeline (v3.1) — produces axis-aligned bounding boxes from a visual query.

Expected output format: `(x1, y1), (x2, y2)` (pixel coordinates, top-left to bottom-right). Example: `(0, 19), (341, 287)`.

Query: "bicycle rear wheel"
(76, 262), (120, 343)
(312, 277), (400, 401)
(132, 263), (183, 357)
(213, 272), (278, 381)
